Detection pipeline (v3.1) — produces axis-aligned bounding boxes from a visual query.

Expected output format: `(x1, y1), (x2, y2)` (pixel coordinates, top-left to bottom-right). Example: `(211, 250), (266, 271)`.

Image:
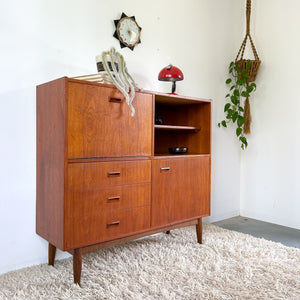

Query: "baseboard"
(240, 209), (300, 230)
(0, 249), (71, 276)
(204, 210), (240, 223)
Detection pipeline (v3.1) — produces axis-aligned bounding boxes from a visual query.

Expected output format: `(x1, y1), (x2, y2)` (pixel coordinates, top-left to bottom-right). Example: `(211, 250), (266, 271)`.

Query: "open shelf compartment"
(154, 94), (211, 156)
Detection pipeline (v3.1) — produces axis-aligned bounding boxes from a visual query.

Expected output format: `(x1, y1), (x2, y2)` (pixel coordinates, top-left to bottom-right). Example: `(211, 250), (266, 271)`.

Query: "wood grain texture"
(67, 82), (153, 158)
(151, 156), (210, 227)
(36, 78), (211, 284)
(68, 160), (151, 189)
(65, 206), (150, 249)
(154, 101), (211, 155)
(68, 156), (151, 164)
(155, 131), (201, 155)
(36, 77), (67, 250)
(196, 218), (203, 244)
(198, 102), (212, 154)
(67, 183), (151, 218)
(74, 219), (198, 255)
(48, 243), (56, 266)
(154, 93), (211, 104)
(73, 248), (82, 285)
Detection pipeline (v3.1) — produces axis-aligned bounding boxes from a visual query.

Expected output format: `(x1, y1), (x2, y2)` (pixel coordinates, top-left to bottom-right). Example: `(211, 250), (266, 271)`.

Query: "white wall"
(0, 0), (243, 275)
(240, 0), (300, 230)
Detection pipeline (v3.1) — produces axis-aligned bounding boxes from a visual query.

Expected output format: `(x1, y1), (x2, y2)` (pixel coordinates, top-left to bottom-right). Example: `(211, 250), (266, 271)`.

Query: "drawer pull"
(109, 97), (122, 103)
(107, 196), (121, 202)
(107, 172), (121, 177)
(107, 221), (120, 227)
(160, 167), (170, 171)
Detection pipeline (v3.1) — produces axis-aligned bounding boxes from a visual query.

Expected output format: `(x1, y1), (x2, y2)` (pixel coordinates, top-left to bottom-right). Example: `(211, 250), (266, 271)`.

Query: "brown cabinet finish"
(36, 78), (67, 250)
(154, 98), (211, 155)
(68, 160), (151, 189)
(67, 183), (151, 218)
(65, 206), (151, 249)
(68, 82), (152, 158)
(151, 156), (210, 227)
(36, 78), (211, 285)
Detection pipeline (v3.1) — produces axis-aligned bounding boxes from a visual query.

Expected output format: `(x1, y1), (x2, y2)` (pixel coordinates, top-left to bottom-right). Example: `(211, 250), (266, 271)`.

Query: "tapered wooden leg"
(48, 243), (56, 266)
(165, 230), (171, 234)
(73, 248), (82, 286)
(196, 218), (202, 244)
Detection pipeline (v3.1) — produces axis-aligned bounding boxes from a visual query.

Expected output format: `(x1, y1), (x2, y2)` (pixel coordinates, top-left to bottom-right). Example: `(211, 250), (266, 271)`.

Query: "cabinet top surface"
(37, 77), (212, 104)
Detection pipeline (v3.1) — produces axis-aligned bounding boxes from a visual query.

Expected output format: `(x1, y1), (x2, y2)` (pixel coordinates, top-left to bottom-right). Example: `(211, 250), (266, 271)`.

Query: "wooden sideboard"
(36, 77), (211, 285)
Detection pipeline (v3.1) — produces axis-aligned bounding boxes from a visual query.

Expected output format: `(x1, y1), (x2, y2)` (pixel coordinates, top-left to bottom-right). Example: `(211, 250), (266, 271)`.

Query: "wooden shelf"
(154, 153), (208, 158)
(154, 98), (211, 154)
(154, 124), (200, 132)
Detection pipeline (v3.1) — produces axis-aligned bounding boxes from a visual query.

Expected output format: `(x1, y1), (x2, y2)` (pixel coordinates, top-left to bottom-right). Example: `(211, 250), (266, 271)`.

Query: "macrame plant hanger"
(235, 0), (261, 134)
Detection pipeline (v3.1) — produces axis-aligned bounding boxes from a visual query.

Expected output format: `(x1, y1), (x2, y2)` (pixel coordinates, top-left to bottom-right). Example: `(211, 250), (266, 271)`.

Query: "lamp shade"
(158, 64), (184, 94)
(158, 64), (184, 82)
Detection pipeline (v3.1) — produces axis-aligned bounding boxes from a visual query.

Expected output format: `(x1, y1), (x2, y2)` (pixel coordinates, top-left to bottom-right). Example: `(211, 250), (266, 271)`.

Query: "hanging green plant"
(218, 61), (256, 149)
(218, 0), (260, 150)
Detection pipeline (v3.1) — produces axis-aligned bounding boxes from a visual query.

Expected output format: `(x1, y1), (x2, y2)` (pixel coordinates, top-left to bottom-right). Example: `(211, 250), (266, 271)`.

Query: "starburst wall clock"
(113, 13), (142, 50)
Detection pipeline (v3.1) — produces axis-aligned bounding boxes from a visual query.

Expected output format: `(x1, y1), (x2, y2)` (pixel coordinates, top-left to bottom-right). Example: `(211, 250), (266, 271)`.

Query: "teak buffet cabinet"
(36, 77), (211, 285)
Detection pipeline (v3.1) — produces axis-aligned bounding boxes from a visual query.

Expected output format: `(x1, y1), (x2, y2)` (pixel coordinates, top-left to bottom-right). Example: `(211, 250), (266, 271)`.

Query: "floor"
(213, 216), (300, 249)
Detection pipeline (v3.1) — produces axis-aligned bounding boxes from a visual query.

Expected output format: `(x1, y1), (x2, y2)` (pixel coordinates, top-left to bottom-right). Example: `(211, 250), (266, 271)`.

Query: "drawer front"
(67, 83), (153, 158)
(67, 183), (151, 218)
(65, 206), (150, 249)
(68, 160), (151, 189)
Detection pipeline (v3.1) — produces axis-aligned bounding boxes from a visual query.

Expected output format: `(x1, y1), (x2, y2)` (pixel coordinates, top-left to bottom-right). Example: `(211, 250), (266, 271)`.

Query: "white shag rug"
(0, 223), (300, 300)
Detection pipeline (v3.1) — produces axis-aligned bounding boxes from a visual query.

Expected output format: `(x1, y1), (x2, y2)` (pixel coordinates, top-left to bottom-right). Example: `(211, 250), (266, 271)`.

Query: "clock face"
(117, 17), (140, 47)
(113, 13), (142, 50)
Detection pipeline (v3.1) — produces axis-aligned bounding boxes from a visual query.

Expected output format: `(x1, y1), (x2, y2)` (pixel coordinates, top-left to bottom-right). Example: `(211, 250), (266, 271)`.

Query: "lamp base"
(171, 81), (176, 93)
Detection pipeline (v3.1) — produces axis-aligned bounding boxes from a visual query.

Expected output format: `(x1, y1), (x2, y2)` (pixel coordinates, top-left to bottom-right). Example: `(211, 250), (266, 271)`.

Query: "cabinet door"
(68, 82), (153, 158)
(151, 156), (210, 227)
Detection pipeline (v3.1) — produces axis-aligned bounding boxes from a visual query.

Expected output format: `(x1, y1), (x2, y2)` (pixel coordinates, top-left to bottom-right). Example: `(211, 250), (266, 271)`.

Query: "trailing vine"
(218, 61), (256, 149)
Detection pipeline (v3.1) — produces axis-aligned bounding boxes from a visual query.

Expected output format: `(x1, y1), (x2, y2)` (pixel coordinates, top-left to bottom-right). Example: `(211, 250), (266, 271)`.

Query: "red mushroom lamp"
(158, 64), (184, 94)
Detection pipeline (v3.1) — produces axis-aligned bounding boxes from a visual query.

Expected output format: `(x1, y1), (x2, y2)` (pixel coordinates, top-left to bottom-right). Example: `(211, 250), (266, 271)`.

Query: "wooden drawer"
(68, 160), (151, 189)
(67, 183), (151, 218)
(65, 206), (150, 249)
(67, 83), (153, 158)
